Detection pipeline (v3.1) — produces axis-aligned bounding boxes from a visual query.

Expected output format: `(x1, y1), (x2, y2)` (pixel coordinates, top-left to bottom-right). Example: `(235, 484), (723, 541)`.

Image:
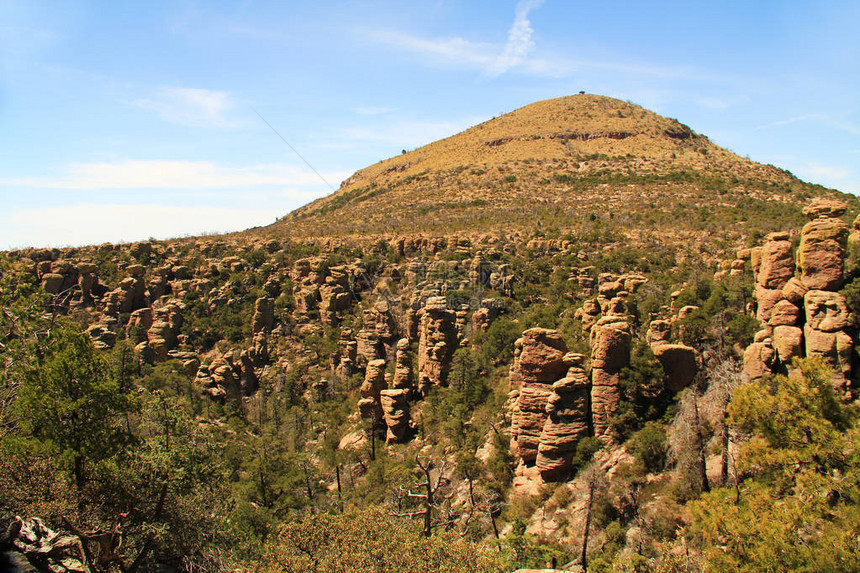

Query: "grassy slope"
(253, 94), (854, 247)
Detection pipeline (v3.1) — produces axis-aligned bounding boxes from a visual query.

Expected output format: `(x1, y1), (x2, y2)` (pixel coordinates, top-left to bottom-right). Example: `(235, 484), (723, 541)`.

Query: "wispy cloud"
(372, 29), (496, 69)
(366, 5), (713, 82)
(0, 160), (351, 190)
(132, 86), (242, 128)
(756, 114), (860, 135)
(798, 161), (850, 182)
(2, 203), (280, 249)
(792, 161), (859, 194)
(486, 0), (544, 77)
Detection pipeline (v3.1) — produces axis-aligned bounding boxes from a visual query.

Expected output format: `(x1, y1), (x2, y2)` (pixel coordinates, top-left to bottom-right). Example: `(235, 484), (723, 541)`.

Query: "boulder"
(754, 285), (784, 324)
(756, 239), (794, 289)
(798, 217), (848, 290)
(803, 198), (847, 220)
(651, 343), (699, 394)
(768, 299), (802, 327)
(509, 328), (569, 387)
(772, 325), (804, 365)
(590, 317), (631, 372)
(41, 273), (65, 294)
(804, 290), (850, 332)
(743, 340), (776, 381)
(804, 326), (852, 382)
(646, 319), (672, 345)
(781, 277), (809, 306)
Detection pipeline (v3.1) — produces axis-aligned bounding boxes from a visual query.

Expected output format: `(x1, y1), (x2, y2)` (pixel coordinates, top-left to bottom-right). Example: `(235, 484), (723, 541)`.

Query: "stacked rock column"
(589, 316), (632, 444)
(508, 328), (569, 464)
(744, 199), (855, 399)
(535, 353), (591, 480)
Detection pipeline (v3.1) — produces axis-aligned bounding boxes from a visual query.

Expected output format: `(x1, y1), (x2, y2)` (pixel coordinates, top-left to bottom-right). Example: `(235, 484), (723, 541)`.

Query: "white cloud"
(367, 20), (711, 81)
(793, 161), (859, 194)
(486, 0), (544, 77)
(132, 86), (242, 127)
(1, 203), (283, 250)
(372, 29), (496, 69)
(798, 162), (850, 182)
(756, 114), (860, 135)
(0, 160), (352, 190)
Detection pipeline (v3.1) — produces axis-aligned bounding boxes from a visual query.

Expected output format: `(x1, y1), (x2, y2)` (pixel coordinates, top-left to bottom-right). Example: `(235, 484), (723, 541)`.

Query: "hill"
(264, 94), (849, 245)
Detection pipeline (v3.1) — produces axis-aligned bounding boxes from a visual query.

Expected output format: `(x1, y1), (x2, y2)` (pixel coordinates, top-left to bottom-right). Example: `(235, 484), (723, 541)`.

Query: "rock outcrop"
(358, 358), (387, 434)
(744, 199), (855, 399)
(251, 296), (275, 334)
(416, 297), (458, 396)
(536, 353), (590, 481)
(509, 328), (569, 463)
(590, 316), (631, 443)
(380, 387), (411, 443)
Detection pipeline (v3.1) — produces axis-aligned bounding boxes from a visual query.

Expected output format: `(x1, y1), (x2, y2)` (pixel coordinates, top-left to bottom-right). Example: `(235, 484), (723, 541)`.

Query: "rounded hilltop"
(261, 93), (848, 241)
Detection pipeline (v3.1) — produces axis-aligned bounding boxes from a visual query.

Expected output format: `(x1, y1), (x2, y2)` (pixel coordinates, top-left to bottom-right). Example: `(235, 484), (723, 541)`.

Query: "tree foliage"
(262, 506), (504, 572)
(685, 358), (860, 571)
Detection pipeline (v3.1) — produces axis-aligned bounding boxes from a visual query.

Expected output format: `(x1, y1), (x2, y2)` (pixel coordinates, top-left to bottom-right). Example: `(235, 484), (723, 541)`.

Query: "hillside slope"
(263, 94), (850, 244)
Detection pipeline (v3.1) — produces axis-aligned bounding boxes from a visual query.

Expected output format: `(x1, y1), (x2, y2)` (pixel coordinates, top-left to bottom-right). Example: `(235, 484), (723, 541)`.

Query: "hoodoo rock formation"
(509, 328), (569, 463)
(590, 316), (632, 443)
(744, 199), (856, 399)
(536, 353), (591, 481)
(416, 296), (458, 396)
(358, 358), (387, 434)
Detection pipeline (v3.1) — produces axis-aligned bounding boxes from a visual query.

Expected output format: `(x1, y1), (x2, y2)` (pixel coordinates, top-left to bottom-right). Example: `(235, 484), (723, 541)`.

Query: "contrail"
(252, 108), (337, 193)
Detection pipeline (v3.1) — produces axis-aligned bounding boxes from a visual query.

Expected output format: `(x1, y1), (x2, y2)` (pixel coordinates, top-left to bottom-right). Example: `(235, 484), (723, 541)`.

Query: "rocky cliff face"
(744, 199), (856, 399)
(509, 328), (569, 464)
(536, 353), (591, 481)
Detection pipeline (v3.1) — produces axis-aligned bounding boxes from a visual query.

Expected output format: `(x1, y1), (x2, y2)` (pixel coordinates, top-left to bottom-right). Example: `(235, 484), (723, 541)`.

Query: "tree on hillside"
(684, 357), (860, 571)
(14, 323), (136, 489)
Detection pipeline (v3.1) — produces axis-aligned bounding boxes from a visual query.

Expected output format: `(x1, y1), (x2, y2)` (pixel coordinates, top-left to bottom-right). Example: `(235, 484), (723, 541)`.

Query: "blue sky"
(2, 1), (858, 249)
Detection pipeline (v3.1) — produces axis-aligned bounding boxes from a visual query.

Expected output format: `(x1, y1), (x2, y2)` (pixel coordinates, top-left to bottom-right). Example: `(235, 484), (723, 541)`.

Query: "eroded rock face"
(743, 339), (776, 381)
(509, 328), (569, 463)
(147, 301), (183, 360)
(651, 343), (699, 394)
(416, 297), (458, 396)
(756, 235), (794, 289)
(252, 297), (275, 334)
(804, 290), (849, 332)
(358, 358), (386, 433)
(536, 353), (590, 481)
(772, 325), (803, 364)
(391, 338), (414, 391)
(744, 199), (855, 397)
(335, 330), (358, 379)
(356, 329), (382, 368)
(590, 317), (631, 443)
(380, 388), (411, 443)
(798, 207), (848, 291)
(291, 257), (355, 325)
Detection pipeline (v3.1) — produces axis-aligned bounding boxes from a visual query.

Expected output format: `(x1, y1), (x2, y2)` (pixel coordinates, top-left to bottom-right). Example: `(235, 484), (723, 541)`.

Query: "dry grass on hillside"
(253, 94), (848, 244)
